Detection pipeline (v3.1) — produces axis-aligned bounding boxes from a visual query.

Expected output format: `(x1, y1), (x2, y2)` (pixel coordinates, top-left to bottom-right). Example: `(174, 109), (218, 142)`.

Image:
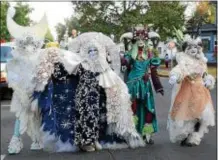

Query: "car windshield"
(1, 46), (13, 62)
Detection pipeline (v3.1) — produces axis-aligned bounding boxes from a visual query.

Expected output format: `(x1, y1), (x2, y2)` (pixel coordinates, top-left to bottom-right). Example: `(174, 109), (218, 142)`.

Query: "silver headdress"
(80, 38), (110, 73)
(68, 32), (121, 75)
(7, 7), (48, 51)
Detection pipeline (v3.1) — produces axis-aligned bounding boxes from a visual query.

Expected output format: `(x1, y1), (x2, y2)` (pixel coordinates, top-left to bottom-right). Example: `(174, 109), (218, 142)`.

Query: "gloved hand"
(204, 79), (212, 88)
(169, 75), (178, 85)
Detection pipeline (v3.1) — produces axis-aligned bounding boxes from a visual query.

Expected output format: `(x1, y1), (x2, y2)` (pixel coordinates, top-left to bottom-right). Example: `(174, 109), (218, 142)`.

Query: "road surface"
(1, 78), (217, 160)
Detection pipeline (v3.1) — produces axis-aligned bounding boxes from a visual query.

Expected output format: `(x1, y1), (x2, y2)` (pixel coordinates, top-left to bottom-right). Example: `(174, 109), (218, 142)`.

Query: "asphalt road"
(1, 78), (217, 160)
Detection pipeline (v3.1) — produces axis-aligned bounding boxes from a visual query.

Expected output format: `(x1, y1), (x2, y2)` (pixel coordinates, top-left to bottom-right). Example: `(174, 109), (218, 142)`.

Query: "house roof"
(200, 24), (217, 31)
(186, 23), (217, 33)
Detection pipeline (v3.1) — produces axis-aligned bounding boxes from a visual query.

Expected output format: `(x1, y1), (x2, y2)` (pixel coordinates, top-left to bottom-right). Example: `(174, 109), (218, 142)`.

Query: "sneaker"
(30, 141), (43, 150)
(8, 136), (23, 154)
(81, 145), (95, 152)
(94, 141), (102, 150)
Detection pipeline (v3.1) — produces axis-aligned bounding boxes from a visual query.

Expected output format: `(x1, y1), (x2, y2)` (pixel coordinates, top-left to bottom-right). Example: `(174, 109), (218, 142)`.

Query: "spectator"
(164, 53), (169, 68)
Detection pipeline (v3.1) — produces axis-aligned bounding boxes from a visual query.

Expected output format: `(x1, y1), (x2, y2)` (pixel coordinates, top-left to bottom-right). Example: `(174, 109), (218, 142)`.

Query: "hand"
(169, 75), (178, 85)
(121, 66), (127, 72)
(158, 89), (164, 96)
(204, 79), (212, 88)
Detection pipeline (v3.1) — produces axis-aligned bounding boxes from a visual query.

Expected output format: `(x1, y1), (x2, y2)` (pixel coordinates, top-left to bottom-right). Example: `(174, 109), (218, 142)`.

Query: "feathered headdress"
(120, 24), (160, 42)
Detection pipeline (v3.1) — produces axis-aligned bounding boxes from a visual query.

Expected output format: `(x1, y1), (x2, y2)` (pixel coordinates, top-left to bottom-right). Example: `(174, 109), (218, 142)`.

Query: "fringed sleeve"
(150, 58), (164, 93)
(169, 65), (184, 83)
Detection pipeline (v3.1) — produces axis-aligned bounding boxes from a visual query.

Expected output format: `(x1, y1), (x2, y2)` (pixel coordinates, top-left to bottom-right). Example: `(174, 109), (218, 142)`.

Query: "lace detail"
(105, 76), (138, 136)
(79, 39), (110, 73)
(74, 65), (101, 146)
(15, 33), (43, 51)
(35, 48), (60, 85)
(68, 32), (121, 74)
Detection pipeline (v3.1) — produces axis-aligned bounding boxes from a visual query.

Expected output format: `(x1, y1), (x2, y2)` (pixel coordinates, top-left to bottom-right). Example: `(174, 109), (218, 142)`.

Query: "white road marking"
(1, 155), (6, 160)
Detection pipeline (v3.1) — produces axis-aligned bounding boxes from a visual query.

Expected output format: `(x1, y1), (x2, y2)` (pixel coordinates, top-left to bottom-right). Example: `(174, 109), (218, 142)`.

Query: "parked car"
(0, 42), (13, 100)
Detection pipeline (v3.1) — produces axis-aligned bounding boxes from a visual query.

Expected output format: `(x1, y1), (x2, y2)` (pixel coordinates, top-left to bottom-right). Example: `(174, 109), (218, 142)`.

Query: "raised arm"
(150, 58), (164, 95)
(169, 64), (185, 85)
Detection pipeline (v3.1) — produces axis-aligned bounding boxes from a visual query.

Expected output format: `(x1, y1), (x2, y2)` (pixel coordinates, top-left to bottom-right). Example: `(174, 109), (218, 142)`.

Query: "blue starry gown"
(33, 62), (79, 151)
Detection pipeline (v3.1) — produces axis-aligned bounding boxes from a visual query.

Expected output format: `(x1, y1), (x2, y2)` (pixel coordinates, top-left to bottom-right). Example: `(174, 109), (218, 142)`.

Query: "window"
(158, 47), (162, 54)
(202, 38), (211, 53)
(0, 46), (12, 62)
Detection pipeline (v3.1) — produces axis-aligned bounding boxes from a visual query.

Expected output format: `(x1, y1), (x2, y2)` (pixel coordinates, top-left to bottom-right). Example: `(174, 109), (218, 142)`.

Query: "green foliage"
(144, 1), (186, 41)
(0, 2), (33, 41)
(186, 2), (216, 38)
(68, 1), (186, 42)
(0, 1), (10, 41)
(45, 28), (54, 42)
(55, 17), (80, 42)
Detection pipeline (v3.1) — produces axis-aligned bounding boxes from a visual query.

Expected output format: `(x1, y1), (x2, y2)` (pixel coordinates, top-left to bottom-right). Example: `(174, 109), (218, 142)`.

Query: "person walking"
(164, 53), (169, 69)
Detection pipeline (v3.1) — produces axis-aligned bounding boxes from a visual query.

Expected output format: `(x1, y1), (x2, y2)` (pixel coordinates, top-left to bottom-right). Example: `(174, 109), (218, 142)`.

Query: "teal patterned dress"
(124, 54), (162, 137)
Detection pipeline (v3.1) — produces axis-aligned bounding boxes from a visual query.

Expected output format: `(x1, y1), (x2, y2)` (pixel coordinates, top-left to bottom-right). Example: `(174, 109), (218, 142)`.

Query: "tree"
(55, 22), (67, 42)
(71, 1), (186, 41)
(55, 16), (80, 42)
(0, 2), (33, 41)
(0, 1), (10, 41)
(45, 28), (54, 42)
(186, 1), (216, 38)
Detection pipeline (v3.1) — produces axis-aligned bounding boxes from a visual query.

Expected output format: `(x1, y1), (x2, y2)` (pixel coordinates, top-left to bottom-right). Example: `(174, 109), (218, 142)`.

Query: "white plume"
(8, 7), (16, 18)
(148, 31), (160, 38)
(195, 37), (202, 44)
(183, 34), (192, 42)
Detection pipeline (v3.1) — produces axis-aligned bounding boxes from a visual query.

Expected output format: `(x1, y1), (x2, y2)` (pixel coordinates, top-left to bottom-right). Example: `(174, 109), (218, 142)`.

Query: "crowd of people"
(5, 7), (216, 155)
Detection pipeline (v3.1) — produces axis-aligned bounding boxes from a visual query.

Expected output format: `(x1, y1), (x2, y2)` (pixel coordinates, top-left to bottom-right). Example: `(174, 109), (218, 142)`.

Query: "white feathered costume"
(167, 37), (215, 146)
(6, 6), (144, 152)
(6, 7), (48, 154)
(33, 34), (145, 151)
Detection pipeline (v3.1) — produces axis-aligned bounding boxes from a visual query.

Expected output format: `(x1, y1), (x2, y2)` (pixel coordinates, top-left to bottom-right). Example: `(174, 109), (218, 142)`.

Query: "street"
(1, 78), (217, 160)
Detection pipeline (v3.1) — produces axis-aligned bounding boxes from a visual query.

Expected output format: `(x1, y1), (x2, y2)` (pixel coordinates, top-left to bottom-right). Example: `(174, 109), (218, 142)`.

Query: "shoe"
(144, 134), (154, 145)
(94, 141), (102, 150)
(80, 145), (95, 152)
(180, 138), (188, 146)
(146, 139), (154, 145)
(30, 141), (43, 150)
(8, 136), (23, 154)
(180, 138), (196, 147)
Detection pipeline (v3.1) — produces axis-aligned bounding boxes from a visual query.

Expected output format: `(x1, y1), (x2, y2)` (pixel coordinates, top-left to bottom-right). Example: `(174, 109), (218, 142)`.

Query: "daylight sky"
(10, 2), (196, 41)
(10, 2), (74, 41)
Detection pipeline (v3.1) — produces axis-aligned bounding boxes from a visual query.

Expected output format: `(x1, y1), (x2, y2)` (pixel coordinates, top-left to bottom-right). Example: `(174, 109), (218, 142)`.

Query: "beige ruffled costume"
(168, 52), (215, 146)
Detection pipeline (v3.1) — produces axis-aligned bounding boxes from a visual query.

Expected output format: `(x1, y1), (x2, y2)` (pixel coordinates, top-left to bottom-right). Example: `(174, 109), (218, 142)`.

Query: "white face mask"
(186, 44), (201, 59)
(88, 47), (98, 60)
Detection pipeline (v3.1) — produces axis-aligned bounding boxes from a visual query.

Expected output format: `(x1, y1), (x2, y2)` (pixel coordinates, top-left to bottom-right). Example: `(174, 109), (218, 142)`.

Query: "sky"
(10, 2), (196, 41)
(10, 2), (74, 40)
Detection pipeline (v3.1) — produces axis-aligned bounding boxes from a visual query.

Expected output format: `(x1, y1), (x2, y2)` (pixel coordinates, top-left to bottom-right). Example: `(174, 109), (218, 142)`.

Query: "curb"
(158, 74), (169, 78)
